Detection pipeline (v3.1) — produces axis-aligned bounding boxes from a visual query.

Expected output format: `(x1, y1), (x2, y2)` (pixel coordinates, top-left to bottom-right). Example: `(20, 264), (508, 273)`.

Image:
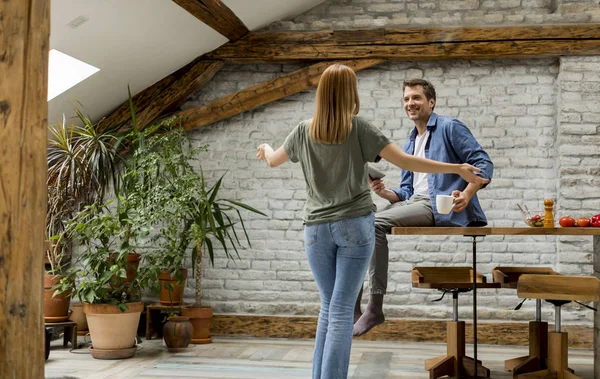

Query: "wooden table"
(391, 227), (600, 379)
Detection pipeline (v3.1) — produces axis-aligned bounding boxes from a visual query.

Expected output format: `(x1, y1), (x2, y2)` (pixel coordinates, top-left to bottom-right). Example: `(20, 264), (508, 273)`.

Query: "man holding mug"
(353, 78), (494, 336)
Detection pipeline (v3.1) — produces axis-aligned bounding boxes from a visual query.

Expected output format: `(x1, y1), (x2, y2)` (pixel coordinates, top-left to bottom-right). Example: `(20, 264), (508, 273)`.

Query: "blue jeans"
(304, 212), (375, 379)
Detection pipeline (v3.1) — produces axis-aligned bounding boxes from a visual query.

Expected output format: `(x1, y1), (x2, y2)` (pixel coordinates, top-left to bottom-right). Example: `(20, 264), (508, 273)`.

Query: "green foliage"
(46, 109), (127, 272)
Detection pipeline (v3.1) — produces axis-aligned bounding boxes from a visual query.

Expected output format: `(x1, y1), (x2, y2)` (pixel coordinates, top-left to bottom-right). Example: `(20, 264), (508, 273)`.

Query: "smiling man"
(353, 78), (494, 336)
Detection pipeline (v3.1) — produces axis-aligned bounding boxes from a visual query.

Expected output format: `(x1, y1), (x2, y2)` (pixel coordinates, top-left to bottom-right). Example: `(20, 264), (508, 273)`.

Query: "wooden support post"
(447, 321), (466, 377)
(548, 332), (569, 376)
(0, 0), (50, 378)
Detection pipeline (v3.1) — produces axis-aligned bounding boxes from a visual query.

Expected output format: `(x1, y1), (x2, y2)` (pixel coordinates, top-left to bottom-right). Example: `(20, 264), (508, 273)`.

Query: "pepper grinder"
(543, 199), (554, 228)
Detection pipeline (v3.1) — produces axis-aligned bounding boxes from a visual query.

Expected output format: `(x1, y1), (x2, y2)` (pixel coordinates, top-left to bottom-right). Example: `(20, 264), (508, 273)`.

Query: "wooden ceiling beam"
(173, 0), (249, 42)
(176, 59), (384, 131)
(97, 59), (223, 132)
(206, 24), (600, 62)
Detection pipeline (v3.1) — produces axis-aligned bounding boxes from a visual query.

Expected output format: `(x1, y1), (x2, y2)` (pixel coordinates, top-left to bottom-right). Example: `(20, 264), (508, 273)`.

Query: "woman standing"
(256, 64), (488, 379)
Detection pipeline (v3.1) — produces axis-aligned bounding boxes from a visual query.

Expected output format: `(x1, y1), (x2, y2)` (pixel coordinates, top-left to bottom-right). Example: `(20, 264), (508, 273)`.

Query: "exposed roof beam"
(173, 0), (249, 42)
(206, 24), (600, 62)
(97, 59), (223, 132)
(176, 59), (384, 131)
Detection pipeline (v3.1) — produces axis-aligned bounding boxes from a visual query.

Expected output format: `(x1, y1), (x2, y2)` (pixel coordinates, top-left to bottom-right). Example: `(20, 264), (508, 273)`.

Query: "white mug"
(436, 194), (454, 214)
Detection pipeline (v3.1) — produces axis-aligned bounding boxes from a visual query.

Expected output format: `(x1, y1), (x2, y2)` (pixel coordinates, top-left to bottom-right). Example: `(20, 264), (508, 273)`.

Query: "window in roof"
(47, 49), (100, 101)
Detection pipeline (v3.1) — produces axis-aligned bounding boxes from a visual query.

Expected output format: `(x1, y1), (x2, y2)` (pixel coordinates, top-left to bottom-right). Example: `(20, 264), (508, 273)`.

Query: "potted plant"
(130, 124), (266, 344)
(45, 108), (126, 323)
(181, 170), (266, 344)
(66, 202), (150, 359)
(43, 234), (72, 322)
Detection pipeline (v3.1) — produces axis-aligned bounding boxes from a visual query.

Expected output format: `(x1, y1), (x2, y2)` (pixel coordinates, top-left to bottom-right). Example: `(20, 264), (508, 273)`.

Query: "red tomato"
(559, 216), (576, 227)
(577, 218), (591, 227)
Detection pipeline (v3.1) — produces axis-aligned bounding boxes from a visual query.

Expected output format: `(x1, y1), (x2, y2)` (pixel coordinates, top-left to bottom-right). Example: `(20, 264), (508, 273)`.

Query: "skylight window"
(47, 49), (99, 101)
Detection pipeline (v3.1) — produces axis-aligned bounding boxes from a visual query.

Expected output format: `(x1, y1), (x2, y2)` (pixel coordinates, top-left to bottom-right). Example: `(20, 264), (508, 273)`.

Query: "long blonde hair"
(309, 64), (360, 144)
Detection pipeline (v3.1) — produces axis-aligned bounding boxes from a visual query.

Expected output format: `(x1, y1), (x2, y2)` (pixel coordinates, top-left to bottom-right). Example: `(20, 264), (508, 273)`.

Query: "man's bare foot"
(354, 308), (362, 324)
(353, 285), (364, 324)
(353, 309), (384, 336)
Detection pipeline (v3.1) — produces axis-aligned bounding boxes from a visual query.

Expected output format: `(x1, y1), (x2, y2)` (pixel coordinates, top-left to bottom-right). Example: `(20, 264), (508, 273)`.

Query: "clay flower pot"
(158, 269), (188, 305)
(83, 302), (143, 359)
(44, 274), (71, 323)
(69, 303), (89, 336)
(181, 306), (213, 344)
(163, 316), (193, 351)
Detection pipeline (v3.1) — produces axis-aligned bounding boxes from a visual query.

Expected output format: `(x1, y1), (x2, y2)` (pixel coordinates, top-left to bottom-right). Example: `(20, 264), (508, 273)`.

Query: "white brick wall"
(177, 1), (600, 324)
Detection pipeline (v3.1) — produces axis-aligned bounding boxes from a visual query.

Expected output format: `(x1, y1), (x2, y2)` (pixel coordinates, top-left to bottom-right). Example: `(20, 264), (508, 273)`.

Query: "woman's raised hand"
(457, 164), (490, 186)
(256, 143), (270, 161)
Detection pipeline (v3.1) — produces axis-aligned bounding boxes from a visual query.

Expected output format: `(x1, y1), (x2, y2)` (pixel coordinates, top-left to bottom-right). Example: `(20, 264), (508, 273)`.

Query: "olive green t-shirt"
(284, 116), (391, 225)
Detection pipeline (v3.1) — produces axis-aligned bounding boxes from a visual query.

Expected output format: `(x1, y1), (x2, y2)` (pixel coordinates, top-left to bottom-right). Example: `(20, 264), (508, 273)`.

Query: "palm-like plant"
(188, 172), (267, 306)
(46, 109), (127, 272)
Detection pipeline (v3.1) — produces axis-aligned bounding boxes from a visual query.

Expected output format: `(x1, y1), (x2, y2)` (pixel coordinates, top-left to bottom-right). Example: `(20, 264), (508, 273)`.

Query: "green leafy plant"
(127, 124), (267, 306)
(65, 201), (153, 311)
(46, 109), (127, 273)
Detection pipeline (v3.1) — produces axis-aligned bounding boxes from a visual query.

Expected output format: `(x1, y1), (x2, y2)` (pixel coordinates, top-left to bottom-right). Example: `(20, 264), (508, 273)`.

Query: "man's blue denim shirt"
(390, 113), (494, 226)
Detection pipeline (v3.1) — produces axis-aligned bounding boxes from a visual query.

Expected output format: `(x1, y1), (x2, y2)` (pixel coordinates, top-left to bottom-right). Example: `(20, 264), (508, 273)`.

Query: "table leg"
(472, 236), (478, 378)
(594, 235), (599, 379)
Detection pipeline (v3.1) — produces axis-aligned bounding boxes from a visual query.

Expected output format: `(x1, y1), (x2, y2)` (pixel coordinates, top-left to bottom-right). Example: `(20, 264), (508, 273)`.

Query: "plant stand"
(145, 303), (189, 340)
(44, 320), (78, 349)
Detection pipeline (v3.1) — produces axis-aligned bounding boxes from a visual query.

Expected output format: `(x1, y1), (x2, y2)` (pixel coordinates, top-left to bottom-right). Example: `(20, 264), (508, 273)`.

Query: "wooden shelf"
(391, 227), (600, 236)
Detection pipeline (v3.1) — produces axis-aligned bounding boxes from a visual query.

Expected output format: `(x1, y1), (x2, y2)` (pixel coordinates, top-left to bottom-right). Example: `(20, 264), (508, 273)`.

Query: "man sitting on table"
(353, 78), (494, 336)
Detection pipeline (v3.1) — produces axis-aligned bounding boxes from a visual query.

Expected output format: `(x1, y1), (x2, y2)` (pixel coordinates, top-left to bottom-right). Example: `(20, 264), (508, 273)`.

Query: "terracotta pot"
(44, 274), (71, 323)
(83, 302), (143, 357)
(158, 269), (187, 305)
(109, 252), (141, 282)
(181, 306), (213, 344)
(163, 316), (193, 351)
(69, 303), (88, 335)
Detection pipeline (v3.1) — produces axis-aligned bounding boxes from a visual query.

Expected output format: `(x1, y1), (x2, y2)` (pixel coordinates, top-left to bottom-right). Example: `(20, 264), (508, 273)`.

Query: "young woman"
(256, 64), (488, 379)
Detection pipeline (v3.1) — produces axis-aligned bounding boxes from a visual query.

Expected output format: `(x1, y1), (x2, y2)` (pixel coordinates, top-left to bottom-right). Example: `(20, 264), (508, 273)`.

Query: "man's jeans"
(370, 195), (434, 295)
(304, 212), (375, 379)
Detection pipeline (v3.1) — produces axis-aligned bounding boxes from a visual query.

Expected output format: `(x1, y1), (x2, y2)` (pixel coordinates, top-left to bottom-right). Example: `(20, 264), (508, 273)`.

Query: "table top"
(391, 227), (600, 236)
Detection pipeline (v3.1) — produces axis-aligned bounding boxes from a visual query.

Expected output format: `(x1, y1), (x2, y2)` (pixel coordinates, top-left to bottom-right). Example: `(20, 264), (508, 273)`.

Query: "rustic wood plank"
(173, 0), (249, 42)
(206, 24), (600, 62)
(210, 315), (593, 349)
(97, 59), (223, 132)
(177, 59), (383, 131)
(0, 0), (49, 378)
(223, 25), (600, 46)
(391, 227), (600, 236)
(209, 39), (600, 62)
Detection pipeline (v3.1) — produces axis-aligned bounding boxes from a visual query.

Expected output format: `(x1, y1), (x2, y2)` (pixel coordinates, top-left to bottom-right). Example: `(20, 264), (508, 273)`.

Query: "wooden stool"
(516, 274), (600, 379)
(44, 320), (78, 349)
(492, 267), (560, 378)
(145, 303), (189, 340)
(412, 267), (500, 379)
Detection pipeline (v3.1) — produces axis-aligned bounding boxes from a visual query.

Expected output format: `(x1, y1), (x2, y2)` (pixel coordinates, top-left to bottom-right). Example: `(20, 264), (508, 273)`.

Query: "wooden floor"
(45, 337), (594, 379)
